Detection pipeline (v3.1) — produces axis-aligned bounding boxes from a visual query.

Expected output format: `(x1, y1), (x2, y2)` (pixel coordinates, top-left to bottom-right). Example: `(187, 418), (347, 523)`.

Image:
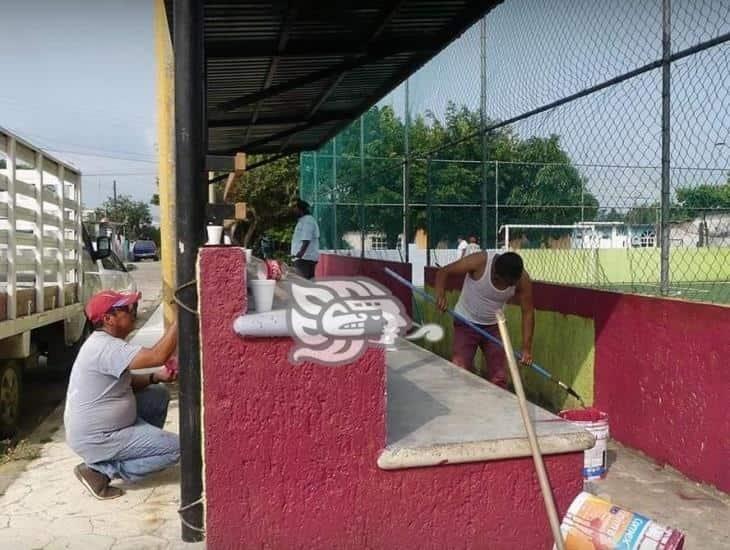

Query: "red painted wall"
(530, 283), (730, 493)
(424, 266), (730, 492)
(315, 253), (413, 317)
(199, 248), (584, 549)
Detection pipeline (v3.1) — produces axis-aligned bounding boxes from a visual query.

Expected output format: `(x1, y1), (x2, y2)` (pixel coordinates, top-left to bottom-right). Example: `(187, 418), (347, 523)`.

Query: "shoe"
(73, 463), (124, 500)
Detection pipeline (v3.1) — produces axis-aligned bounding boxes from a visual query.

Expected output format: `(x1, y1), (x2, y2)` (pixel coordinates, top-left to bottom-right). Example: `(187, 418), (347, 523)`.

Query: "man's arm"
(515, 272), (535, 365)
(434, 252), (485, 311)
(295, 240), (310, 259)
(128, 321), (178, 370)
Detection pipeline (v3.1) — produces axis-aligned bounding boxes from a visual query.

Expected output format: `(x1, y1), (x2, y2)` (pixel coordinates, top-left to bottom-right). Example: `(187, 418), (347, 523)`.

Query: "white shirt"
(291, 214), (320, 262)
(457, 240), (468, 255)
(454, 253), (516, 325)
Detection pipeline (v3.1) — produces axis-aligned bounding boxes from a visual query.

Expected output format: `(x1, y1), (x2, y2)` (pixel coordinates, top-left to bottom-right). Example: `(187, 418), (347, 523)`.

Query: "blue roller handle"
(384, 267), (584, 405)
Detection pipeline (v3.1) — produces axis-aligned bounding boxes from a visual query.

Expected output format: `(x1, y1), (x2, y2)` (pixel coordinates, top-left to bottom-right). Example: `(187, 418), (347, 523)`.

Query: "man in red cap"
(63, 289), (179, 499)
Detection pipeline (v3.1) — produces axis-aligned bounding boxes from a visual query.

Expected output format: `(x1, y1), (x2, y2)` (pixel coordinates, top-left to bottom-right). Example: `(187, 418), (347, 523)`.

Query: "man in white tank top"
(433, 251), (534, 389)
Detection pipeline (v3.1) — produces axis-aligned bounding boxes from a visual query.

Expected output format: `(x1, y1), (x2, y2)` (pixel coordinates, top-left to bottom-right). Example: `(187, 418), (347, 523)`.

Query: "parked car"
(132, 240), (159, 262)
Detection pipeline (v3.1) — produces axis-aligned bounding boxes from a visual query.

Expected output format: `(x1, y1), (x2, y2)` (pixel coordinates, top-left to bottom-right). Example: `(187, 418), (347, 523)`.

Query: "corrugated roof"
(166, 1), (502, 155)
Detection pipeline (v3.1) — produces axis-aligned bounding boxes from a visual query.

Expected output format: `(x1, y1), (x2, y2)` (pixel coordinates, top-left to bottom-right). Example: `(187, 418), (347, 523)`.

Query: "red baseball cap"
(85, 290), (142, 323)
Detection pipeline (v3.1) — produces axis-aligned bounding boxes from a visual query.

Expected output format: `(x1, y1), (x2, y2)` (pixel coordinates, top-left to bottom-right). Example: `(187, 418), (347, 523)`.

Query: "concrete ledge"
(380, 339), (595, 470)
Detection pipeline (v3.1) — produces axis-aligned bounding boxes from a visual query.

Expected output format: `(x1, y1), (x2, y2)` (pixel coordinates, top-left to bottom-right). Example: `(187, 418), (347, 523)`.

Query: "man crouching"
(64, 290), (179, 499)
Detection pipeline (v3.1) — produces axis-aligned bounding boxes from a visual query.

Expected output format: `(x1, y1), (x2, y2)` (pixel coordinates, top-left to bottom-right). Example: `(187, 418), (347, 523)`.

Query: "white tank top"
(454, 253), (516, 325)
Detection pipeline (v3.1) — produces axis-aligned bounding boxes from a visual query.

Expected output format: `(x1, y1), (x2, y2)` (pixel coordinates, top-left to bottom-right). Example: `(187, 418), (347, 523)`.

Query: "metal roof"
(166, 1), (502, 156)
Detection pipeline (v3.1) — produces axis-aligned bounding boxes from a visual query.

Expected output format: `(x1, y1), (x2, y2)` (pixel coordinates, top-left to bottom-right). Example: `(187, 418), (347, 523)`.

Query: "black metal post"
(426, 156), (432, 267)
(360, 115), (366, 258)
(480, 16), (488, 249)
(660, 0), (671, 295)
(174, 0), (205, 541)
(403, 78), (411, 263)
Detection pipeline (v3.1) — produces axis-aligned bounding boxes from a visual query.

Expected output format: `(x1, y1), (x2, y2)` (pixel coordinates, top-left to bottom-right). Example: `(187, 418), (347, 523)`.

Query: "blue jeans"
(90, 384), (180, 483)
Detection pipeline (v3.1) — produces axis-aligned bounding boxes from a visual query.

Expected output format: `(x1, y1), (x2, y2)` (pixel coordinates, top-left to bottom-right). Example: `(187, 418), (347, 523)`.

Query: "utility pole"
(113, 179), (118, 214)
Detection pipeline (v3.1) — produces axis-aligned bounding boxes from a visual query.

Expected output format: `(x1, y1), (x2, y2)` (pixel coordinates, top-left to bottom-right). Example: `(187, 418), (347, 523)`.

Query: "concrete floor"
(588, 441), (730, 549)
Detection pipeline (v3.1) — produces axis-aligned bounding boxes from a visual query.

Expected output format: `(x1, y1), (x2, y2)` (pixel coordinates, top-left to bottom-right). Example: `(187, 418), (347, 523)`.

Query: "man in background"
(291, 199), (320, 279)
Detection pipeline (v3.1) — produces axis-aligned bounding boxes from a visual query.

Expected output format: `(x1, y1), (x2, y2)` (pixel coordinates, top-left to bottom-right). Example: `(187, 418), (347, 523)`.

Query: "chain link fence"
(300, 0), (730, 304)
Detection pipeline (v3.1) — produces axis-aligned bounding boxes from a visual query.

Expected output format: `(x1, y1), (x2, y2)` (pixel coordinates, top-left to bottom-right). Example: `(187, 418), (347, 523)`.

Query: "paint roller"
(383, 267), (585, 406)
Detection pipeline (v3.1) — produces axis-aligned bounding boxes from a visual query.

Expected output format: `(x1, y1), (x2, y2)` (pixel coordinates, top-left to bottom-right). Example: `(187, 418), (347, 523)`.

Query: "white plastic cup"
(249, 279), (276, 312)
(206, 225), (223, 245)
(244, 248), (252, 264)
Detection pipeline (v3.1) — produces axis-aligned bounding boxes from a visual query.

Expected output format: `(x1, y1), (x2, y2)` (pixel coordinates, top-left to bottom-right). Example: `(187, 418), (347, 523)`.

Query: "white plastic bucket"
(249, 279), (276, 313)
(559, 492), (685, 549)
(560, 407), (609, 480)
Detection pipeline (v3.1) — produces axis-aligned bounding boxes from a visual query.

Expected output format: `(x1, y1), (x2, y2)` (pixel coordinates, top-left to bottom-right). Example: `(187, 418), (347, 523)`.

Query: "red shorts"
(452, 320), (507, 388)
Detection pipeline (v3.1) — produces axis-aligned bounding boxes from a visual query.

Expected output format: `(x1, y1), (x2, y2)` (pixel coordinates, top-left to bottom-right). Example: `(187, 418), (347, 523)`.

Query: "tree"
(237, 102), (603, 253)
(151, 177), (160, 205)
(95, 194), (152, 241)
(675, 181), (730, 246)
(228, 154), (299, 253)
(625, 204), (659, 225)
(675, 182), (730, 215)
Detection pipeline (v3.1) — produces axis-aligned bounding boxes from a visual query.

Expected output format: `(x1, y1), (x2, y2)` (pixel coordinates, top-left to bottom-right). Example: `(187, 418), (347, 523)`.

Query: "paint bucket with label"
(558, 491), (685, 549)
(559, 407), (609, 480)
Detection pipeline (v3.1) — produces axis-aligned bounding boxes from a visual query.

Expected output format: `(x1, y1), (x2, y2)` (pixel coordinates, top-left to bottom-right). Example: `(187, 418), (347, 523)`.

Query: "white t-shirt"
(465, 243), (481, 256)
(291, 214), (320, 262)
(64, 331), (141, 463)
(457, 240), (468, 255)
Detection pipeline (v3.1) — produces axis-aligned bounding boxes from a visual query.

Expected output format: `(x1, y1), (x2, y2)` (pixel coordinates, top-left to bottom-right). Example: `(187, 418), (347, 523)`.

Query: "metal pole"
(426, 156), (432, 267)
(360, 115), (366, 258)
(480, 16), (488, 249)
(174, 0), (205, 541)
(660, 0), (671, 295)
(404, 78), (411, 263)
(313, 151), (318, 220)
(332, 136), (338, 250)
(495, 160), (499, 248)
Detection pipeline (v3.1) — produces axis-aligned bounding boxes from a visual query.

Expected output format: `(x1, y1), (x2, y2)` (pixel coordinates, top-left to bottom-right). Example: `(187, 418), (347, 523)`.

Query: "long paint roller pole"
(383, 268), (585, 406)
(496, 310), (565, 550)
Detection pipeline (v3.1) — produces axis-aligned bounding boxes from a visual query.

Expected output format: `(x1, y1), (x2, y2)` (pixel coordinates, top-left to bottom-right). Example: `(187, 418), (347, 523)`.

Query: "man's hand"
(519, 349), (533, 367)
(436, 291), (448, 312)
(154, 366), (177, 383)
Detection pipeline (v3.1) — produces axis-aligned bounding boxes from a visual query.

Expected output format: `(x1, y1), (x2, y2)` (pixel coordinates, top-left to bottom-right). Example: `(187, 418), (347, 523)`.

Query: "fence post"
(426, 156), (433, 267)
(332, 136), (338, 250)
(480, 16), (488, 249)
(313, 150), (318, 222)
(495, 160), (500, 248)
(404, 78), (411, 263)
(660, 0), (671, 295)
(360, 115), (366, 258)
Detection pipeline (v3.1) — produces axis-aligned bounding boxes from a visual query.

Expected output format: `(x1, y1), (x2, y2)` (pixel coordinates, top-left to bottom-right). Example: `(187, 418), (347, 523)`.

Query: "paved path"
(0, 306), (203, 549)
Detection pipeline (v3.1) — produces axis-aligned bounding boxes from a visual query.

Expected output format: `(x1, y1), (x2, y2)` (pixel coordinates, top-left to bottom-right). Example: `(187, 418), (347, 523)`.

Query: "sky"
(0, 0), (158, 214)
(0, 0), (727, 217)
